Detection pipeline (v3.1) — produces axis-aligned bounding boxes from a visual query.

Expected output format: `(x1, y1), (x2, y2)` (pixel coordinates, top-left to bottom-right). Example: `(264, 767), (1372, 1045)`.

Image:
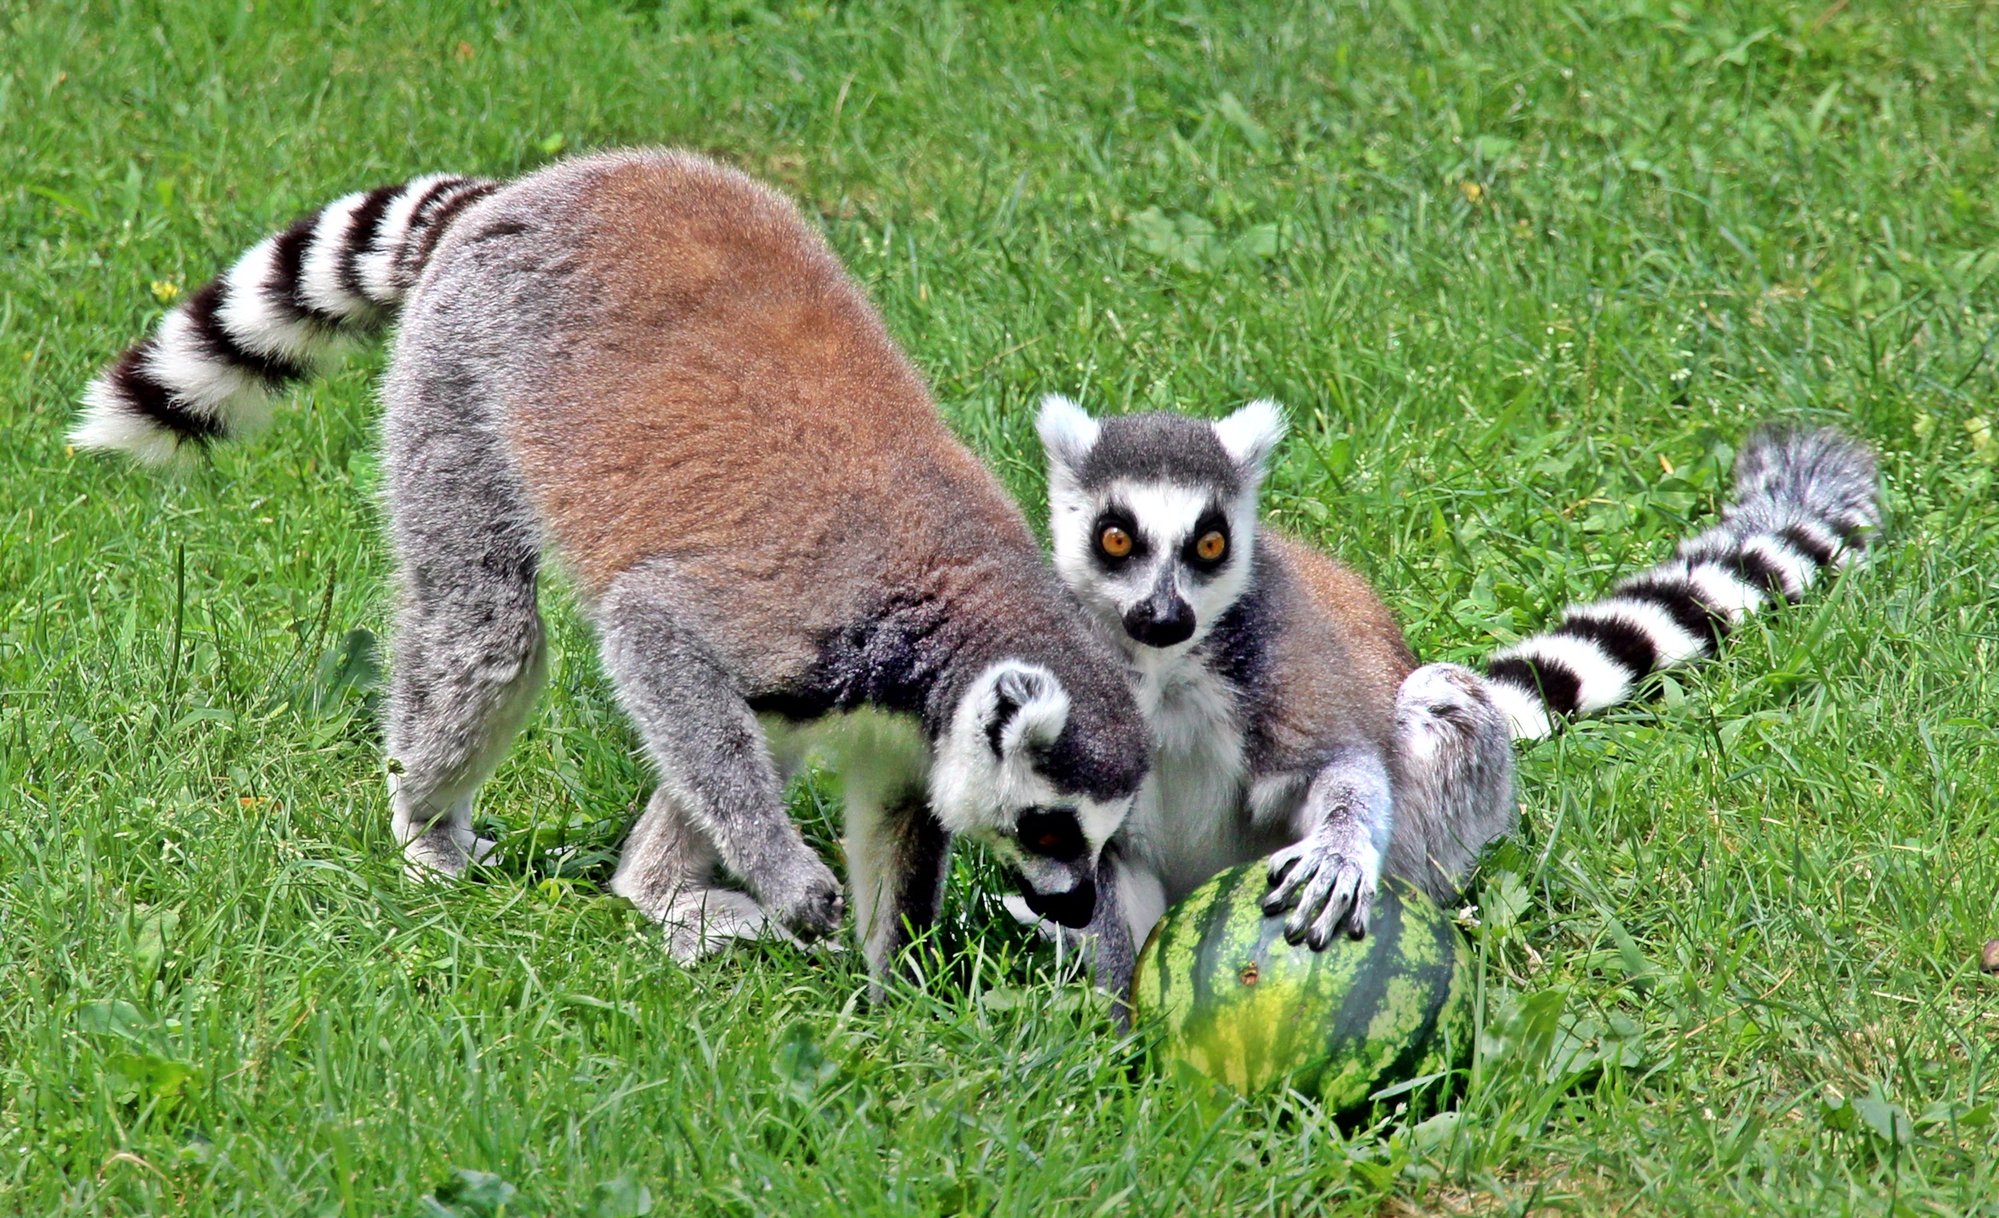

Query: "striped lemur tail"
(1483, 425), (1881, 740)
(71, 175), (497, 464)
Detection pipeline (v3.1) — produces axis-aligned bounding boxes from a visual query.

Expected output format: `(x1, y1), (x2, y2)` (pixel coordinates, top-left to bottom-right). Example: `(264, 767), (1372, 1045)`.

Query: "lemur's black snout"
(1017, 873), (1098, 928)
(1123, 592), (1196, 647)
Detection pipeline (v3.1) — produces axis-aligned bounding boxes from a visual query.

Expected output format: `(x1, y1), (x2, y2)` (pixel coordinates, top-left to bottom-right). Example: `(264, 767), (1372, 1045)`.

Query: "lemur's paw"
(1262, 837), (1377, 950)
(402, 851), (463, 883)
(754, 854), (846, 943)
(658, 888), (804, 963)
(400, 830), (496, 882)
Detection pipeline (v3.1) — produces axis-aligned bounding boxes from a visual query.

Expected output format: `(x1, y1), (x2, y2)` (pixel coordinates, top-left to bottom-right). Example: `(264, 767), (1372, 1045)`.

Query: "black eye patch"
(1015, 806), (1087, 862)
(1180, 507), (1233, 576)
(1090, 506), (1148, 569)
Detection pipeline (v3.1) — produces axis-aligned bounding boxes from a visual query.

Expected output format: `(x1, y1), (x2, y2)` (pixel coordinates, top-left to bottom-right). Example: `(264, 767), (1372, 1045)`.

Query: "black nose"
(1122, 595), (1195, 647)
(1017, 875), (1098, 929)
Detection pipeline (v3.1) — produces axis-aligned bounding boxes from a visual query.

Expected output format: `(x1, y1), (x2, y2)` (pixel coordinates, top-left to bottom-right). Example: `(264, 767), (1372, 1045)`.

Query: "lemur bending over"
(74, 150), (1150, 980)
(1030, 396), (1879, 1000)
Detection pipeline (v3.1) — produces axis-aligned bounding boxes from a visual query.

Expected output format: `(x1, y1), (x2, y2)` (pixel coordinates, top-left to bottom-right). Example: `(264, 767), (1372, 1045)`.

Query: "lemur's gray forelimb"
(1260, 663), (1514, 942)
(1002, 845), (1140, 1028)
(598, 562), (845, 943)
(1260, 746), (1394, 948)
(612, 787), (809, 961)
(1249, 663), (1516, 947)
(1084, 846), (1137, 1031)
(1044, 659), (1516, 1012)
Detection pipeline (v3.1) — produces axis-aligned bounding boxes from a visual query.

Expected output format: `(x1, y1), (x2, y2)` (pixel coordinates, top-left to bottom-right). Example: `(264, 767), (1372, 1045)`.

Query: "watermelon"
(1131, 863), (1472, 1113)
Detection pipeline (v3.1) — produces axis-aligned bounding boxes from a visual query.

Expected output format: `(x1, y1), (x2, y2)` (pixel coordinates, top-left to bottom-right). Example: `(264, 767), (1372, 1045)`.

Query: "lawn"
(4, 0), (1997, 1213)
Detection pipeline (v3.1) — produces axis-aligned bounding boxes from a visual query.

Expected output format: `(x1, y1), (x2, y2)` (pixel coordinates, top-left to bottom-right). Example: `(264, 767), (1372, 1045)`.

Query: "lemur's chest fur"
(1117, 643), (1285, 903)
(1114, 570), (1313, 905)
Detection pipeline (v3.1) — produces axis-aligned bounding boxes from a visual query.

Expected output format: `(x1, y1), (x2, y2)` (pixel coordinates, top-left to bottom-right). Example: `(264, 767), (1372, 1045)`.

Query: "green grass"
(4, 0), (1998, 1212)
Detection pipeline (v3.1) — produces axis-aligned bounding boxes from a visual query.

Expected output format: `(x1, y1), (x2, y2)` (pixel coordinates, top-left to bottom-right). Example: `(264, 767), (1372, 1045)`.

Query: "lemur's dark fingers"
(1304, 867), (1363, 951)
(1345, 882), (1373, 941)
(1262, 850), (1318, 916)
(763, 859), (845, 942)
(1283, 860), (1342, 944)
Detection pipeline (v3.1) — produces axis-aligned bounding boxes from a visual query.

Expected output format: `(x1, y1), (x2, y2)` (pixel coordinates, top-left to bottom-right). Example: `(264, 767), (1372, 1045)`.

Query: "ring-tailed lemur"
(73, 149), (1152, 981)
(1029, 396), (1879, 1003)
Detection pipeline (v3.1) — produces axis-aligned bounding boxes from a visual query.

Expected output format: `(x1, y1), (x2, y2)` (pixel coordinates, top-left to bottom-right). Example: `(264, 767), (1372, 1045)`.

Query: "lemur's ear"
(1036, 394), (1101, 475)
(981, 661), (1071, 759)
(1214, 399), (1287, 474)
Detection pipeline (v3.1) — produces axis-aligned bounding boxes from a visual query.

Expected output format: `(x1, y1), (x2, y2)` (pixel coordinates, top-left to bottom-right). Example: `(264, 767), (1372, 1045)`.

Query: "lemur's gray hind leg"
(381, 377), (548, 879)
(612, 786), (805, 962)
(596, 562), (845, 944)
(1387, 663), (1517, 904)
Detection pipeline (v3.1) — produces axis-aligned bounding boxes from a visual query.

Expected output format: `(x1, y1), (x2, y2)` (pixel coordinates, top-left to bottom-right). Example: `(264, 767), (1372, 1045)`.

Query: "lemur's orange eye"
(1196, 530), (1228, 562)
(1099, 526), (1133, 558)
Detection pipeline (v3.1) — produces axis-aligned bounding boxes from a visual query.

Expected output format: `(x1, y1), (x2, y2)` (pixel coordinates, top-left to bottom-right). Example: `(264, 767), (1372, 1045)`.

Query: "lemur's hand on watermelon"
(1262, 831), (1381, 950)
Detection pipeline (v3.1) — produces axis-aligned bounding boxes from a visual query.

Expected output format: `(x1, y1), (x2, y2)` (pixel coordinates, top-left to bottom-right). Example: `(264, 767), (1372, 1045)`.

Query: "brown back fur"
(497, 152), (1058, 695)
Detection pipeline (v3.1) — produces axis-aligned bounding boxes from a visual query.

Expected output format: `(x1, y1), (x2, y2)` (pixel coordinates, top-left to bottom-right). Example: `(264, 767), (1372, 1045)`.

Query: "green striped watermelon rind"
(1132, 864), (1472, 1116)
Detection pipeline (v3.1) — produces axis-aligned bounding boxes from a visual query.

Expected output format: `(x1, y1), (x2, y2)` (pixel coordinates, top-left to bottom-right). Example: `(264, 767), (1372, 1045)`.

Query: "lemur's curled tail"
(1484, 425), (1881, 740)
(71, 174), (496, 463)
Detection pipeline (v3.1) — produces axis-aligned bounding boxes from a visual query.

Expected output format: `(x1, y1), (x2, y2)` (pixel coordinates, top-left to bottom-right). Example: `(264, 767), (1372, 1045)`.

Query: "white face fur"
(928, 660), (1130, 927)
(1037, 395), (1287, 655)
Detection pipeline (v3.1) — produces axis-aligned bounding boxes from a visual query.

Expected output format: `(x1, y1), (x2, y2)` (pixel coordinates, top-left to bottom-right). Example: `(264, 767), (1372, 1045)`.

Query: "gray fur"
(380, 297), (548, 878)
(1726, 424), (1881, 540)
(1260, 747), (1396, 948)
(843, 784), (952, 981)
(1083, 850), (1136, 1024)
(1385, 663), (1517, 901)
(612, 787), (806, 961)
(1071, 412), (1244, 495)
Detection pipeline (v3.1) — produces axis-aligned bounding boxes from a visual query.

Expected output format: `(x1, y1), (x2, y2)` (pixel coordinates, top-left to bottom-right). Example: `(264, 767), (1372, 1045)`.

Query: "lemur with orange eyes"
(73, 149), (1152, 981)
(1027, 396), (1879, 1001)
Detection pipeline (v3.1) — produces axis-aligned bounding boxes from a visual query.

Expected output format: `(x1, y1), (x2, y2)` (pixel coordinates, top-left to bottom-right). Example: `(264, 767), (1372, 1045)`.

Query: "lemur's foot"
(1262, 835), (1378, 950)
(656, 887), (807, 964)
(1398, 662), (1501, 759)
(744, 851), (846, 944)
(401, 828), (498, 881)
